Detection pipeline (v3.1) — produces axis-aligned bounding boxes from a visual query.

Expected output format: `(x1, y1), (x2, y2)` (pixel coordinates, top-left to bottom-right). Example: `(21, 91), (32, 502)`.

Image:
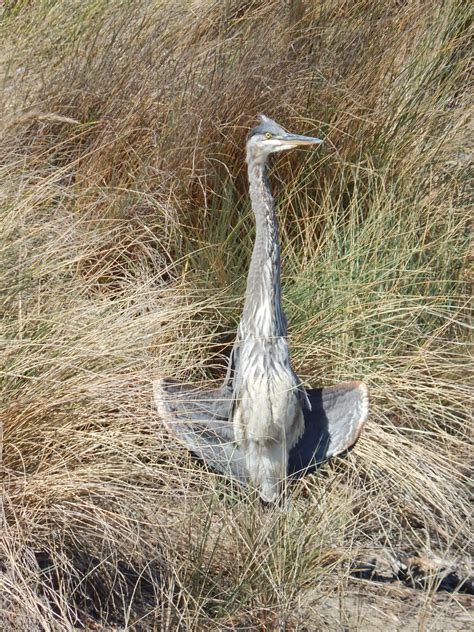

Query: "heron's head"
(247, 114), (322, 163)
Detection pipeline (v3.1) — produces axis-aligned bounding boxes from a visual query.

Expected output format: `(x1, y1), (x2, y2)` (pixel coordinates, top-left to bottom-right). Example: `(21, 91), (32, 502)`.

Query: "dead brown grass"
(1, 0), (472, 629)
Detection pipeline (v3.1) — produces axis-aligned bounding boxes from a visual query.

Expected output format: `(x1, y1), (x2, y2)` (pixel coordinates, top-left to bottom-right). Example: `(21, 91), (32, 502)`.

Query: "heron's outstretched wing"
(153, 378), (247, 481)
(153, 378), (368, 485)
(288, 381), (368, 477)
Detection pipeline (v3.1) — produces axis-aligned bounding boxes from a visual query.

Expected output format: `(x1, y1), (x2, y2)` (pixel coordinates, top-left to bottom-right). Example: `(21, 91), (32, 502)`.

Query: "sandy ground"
(311, 585), (473, 631)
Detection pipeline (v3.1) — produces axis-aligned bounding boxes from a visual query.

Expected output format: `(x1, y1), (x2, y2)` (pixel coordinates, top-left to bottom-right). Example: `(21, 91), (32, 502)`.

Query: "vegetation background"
(1, 0), (472, 629)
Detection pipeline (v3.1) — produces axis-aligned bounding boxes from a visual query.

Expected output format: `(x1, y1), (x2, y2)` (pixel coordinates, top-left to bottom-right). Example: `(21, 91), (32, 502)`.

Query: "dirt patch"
(305, 581), (472, 631)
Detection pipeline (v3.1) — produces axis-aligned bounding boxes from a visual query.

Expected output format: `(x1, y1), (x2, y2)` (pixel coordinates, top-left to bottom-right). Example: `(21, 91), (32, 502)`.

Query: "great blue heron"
(226, 115), (323, 501)
(154, 115), (368, 501)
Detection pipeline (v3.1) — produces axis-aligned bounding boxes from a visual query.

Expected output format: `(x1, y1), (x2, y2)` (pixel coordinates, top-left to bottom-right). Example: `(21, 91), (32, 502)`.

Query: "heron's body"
(231, 337), (306, 501)
(227, 115), (319, 501)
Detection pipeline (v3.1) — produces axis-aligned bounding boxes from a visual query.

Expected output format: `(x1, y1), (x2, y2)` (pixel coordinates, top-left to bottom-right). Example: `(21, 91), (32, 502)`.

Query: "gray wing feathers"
(320, 381), (368, 455)
(153, 378), (368, 485)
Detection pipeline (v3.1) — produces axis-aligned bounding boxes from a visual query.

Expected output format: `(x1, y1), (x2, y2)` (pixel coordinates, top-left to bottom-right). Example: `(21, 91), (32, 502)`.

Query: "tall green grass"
(1, 0), (471, 629)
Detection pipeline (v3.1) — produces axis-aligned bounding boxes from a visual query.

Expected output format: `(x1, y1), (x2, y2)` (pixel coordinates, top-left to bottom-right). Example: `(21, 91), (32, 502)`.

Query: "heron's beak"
(280, 133), (323, 147)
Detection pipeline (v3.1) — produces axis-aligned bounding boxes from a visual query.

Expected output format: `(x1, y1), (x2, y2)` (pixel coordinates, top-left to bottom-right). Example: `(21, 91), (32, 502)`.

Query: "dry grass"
(1, 0), (472, 629)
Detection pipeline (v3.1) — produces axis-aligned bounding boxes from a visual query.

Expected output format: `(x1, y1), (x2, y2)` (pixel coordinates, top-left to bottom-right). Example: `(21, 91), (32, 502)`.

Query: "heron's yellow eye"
(264, 132), (272, 139)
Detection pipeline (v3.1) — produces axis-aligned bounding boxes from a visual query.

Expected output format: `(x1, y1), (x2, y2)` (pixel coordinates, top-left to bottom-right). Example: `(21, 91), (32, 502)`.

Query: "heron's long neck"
(240, 155), (286, 340)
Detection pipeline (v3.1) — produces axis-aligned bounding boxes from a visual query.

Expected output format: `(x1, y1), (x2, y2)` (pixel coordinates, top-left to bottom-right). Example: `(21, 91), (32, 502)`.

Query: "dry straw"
(1, 0), (471, 629)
